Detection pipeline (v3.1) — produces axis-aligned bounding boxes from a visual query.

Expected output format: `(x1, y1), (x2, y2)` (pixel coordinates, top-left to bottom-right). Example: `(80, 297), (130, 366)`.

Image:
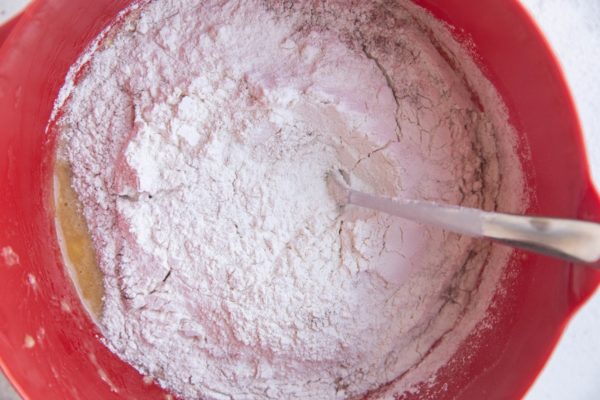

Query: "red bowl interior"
(1, 1), (599, 399)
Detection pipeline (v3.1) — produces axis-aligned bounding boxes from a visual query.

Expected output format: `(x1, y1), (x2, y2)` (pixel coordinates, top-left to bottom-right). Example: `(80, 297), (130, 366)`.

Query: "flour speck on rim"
(54, 0), (525, 399)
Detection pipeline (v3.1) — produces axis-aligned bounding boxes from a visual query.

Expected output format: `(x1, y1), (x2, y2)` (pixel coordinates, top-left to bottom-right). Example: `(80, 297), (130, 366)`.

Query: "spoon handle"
(348, 189), (600, 265)
(480, 213), (600, 264)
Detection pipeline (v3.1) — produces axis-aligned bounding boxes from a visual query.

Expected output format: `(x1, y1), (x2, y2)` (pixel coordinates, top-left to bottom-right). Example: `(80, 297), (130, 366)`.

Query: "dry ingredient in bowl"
(54, 0), (525, 399)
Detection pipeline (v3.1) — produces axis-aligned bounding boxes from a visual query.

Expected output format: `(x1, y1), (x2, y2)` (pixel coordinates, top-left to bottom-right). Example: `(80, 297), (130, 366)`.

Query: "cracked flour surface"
(55, 0), (526, 399)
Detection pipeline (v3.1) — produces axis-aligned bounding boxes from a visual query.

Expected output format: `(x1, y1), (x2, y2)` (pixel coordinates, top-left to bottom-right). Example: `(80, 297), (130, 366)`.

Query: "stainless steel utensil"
(327, 173), (600, 265)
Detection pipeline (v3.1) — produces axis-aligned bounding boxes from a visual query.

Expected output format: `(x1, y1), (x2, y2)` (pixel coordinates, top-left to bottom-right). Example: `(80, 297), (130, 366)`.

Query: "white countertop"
(0, 0), (598, 399)
(519, 1), (600, 399)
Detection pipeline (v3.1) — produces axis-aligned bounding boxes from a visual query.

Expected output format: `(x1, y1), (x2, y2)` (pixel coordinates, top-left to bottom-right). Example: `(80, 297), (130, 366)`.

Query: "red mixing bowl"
(1, 1), (599, 399)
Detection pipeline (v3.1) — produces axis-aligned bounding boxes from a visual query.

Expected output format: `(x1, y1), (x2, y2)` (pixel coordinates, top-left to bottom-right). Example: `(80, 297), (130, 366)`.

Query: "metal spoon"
(327, 173), (600, 265)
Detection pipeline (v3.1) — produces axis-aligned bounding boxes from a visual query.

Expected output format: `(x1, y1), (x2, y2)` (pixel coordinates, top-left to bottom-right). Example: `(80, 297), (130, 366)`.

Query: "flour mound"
(56, 1), (525, 399)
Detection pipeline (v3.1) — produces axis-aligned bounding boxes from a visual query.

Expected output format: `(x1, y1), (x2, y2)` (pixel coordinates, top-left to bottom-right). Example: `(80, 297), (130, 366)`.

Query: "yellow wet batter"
(54, 160), (104, 318)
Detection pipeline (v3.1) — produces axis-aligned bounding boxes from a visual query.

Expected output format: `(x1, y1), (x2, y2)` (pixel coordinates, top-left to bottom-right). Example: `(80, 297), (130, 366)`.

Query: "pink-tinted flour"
(54, 1), (525, 399)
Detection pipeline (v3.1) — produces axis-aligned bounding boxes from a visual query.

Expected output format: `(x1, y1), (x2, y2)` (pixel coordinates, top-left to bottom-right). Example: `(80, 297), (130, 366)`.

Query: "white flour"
(55, 1), (525, 399)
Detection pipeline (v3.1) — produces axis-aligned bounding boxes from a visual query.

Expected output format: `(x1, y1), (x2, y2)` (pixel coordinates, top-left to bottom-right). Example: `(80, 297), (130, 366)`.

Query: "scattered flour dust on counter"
(54, 0), (526, 399)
